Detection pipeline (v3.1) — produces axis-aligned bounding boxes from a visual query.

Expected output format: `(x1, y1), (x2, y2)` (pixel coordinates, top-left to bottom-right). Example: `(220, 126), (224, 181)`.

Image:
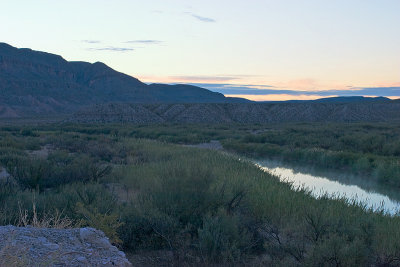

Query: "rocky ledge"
(0, 225), (131, 266)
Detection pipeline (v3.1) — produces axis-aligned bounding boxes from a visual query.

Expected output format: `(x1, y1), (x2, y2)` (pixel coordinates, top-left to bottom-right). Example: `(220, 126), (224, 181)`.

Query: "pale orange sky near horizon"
(138, 75), (400, 100)
(224, 94), (400, 101)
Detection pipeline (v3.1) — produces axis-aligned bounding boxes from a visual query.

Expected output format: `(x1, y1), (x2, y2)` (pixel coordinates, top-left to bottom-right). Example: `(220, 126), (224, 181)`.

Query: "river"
(255, 159), (400, 215)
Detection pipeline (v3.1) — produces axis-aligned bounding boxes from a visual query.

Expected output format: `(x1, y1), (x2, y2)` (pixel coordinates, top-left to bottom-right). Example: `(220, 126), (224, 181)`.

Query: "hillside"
(312, 96), (391, 103)
(0, 43), (247, 117)
(1, 43), (397, 120)
(70, 102), (400, 124)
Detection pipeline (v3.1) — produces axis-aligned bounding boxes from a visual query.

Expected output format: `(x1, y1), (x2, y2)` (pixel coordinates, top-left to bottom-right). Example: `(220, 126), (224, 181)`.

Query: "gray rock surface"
(0, 225), (131, 266)
(186, 140), (224, 151)
(0, 167), (10, 181)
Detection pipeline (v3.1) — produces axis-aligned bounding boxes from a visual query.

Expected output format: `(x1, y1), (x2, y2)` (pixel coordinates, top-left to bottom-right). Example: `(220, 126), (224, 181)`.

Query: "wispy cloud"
(125, 40), (163, 45)
(185, 12), (216, 22)
(171, 76), (239, 83)
(324, 87), (400, 96)
(87, 46), (134, 52)
(82, 40), (101, 44)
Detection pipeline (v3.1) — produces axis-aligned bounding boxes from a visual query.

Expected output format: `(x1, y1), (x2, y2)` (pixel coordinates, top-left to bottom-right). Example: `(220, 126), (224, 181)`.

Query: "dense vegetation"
(1, 124), (400, 265)
(123, 122), (400, 188)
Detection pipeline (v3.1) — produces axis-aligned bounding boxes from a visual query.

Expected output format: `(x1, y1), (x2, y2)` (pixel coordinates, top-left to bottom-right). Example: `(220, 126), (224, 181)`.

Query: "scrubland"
(0, 123), (399, 266)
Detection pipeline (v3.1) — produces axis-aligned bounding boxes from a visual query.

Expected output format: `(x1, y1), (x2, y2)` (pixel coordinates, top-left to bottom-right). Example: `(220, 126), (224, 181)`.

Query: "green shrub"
(198, 211), (249, 262)
(76, 202), (124, 246)
(19, 129), (38, 137)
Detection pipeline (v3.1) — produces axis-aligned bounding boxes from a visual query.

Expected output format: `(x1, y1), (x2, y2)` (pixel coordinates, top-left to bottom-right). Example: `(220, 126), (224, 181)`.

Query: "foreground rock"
(0, 226), (131, 266)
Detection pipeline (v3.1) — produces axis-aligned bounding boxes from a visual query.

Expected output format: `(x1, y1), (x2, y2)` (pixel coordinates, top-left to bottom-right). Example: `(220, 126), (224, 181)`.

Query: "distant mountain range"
(274, 96), (392, 103)
(70, 102), (400, 124)
(0, 43), (247, 117)
(0, 42), (397, 119)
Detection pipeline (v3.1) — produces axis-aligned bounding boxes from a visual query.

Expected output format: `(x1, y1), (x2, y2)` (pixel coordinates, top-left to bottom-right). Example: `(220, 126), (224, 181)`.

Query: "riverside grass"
(33, 122), (400, 188)
(0, 125), (400, 265)
(57, 122), (400, 188)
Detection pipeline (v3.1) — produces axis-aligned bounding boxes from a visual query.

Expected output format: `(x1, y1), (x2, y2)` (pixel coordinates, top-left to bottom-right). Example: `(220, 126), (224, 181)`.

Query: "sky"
(1, 0), (399, 101)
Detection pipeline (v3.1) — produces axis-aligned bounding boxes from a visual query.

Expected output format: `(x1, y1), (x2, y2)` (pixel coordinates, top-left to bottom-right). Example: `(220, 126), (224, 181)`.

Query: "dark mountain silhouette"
(0, 42), (248, 117)
(263, 96), (391, 103)
(1, 42), (398, 120)
(311, 96), (390, 103)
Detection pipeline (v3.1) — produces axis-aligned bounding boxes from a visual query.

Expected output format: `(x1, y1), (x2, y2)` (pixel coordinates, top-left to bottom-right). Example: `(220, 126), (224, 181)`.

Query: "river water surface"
(255, 159), (400, 215)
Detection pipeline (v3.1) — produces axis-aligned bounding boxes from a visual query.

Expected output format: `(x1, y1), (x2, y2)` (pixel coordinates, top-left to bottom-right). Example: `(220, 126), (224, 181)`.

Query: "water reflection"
(256, 160), (400, 215)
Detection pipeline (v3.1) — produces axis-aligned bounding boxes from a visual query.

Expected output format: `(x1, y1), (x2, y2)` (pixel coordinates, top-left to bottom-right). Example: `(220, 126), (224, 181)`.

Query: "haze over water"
(256, 160), (400, 215)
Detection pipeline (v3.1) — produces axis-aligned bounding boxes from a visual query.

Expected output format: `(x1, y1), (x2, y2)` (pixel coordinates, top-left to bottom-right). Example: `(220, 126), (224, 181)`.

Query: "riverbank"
(185, 140), (400, 214)
(115, 122), (400, 189)
(256, 159), (400, 214)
